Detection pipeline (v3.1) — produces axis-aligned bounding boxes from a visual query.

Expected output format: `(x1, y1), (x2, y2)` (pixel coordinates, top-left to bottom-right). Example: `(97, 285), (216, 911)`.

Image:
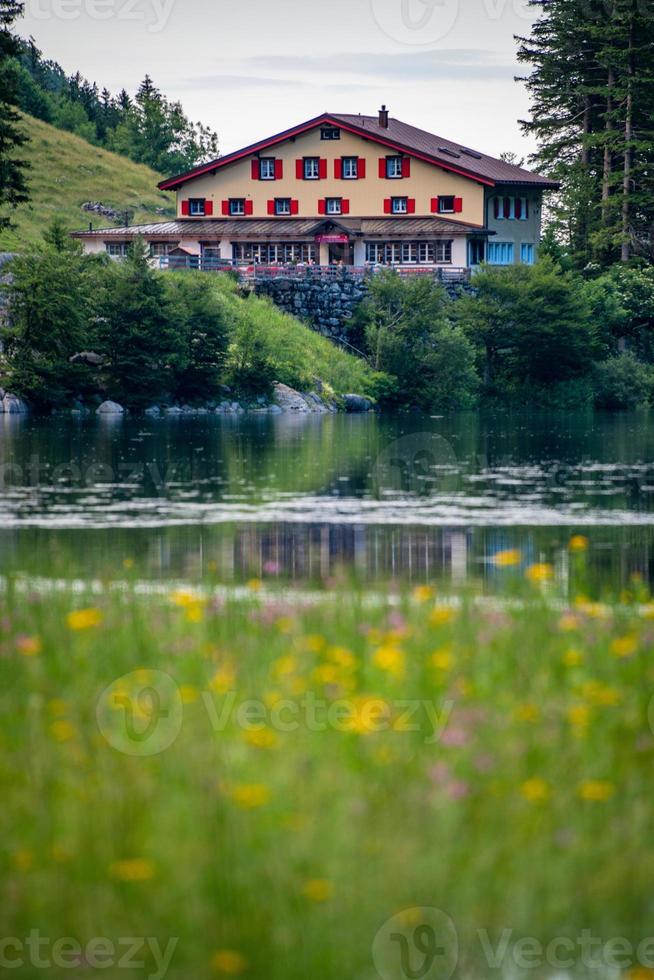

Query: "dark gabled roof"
(71, 215), (492, 241)
(157, 112), (559, 192)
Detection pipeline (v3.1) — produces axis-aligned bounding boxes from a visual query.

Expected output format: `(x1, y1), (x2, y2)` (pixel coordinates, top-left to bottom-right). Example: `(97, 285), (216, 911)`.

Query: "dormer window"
(321, 127), (341, 140)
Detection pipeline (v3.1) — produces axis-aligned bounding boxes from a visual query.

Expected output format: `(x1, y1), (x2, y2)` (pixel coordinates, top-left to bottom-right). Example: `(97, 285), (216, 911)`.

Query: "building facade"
(73, 107), (557, 271)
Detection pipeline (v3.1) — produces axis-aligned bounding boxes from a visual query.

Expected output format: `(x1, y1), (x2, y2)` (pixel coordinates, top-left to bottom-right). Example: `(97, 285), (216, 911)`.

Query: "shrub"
(592, 352), (653, 410)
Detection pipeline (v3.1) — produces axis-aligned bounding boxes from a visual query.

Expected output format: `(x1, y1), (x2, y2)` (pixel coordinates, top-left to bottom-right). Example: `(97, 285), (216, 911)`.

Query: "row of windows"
(191, 197), (462, 217)
(251, 155), (412, 182)
(492, 197), (531, 221)
(365, 242), (453, 265)
(231, 243), (318, 264)
(487, 242), (535, 265)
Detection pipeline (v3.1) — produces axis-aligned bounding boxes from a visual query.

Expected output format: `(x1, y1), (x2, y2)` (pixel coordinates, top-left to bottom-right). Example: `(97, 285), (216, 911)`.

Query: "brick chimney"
(379, 105), (389, 129)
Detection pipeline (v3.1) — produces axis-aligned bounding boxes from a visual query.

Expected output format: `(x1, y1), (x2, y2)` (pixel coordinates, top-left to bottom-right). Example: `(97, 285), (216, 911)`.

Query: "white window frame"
(229, 199), (246, 216)
(149, 242), (175, 257)
(259, 158), (276, 180)
(326, 198), (342, 215)
(304, 157), (320, 180)
(434, 240), (453, 264)
(438, 196), (455, 214)
(386, 157), (404, 179)
(391, 197), (408, 214)
(275, 198), (292, 216)
(106, 242), (128, 257)
(342, 157), (358, 180)
(321, 127), (341, 141)
(189, 199), (206, 216)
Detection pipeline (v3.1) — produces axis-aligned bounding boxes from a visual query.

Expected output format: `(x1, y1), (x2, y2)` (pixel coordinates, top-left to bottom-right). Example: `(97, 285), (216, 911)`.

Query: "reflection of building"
(73, 107), (557, 271)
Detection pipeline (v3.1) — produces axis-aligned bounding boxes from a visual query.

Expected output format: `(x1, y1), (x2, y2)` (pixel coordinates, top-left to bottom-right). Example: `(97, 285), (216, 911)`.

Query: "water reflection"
(0, 411), (653, 590)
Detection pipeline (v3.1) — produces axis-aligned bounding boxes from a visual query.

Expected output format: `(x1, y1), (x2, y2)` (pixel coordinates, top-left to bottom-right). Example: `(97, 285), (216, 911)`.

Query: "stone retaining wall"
(253, 272), (368, 342)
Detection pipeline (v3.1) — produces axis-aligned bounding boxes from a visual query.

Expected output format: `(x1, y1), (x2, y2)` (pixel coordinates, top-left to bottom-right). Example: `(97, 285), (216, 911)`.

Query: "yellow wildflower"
(12, 849), (34, 872)
(429, 606), (457, 626)
(179, 685), (199, 704)
(514, 703), (539, 723)
(243, 728), (278, 749)
(275, 617), (294, 634)
(563, 648), (583, 667)
(210, 664), (236, 694)
(431, 646), (454, 672)
(47, 699), (69, 717)
(525, 563), (554, 584)
(122, 558), (135, 569)
(170, 590), (198, 608)
(302, 878), (333, 902)
(327, 646), (355, 668)
(274, 655), (297, 678)
(185, 602), (205, 624)
(312, 664), (340, 685)
(520, 778), (550, 803)
(610, 634), (638, 659)
(569, 535), (589, 552)
(575, 599), (611, 619)
(579, 780), (614, 802)
(640, 604), (654, 620)
(345, 697), (390, 735)
(305, 634), (326, 653)
(212, 950), (248, 975)
(246, 579), (262, 592)
(49, 720), (75, 743)
(581, 681), (621, 706)
(568, 705), (590, 733)
(17, 635), (42, 657)
(109, 858), (156, 882)
(492, 549), (522, 567)
(231, 784), (270, 809)
(413, 585), (435, 604)
(66, 608), (102, 631)
(373, 645), (405, 679)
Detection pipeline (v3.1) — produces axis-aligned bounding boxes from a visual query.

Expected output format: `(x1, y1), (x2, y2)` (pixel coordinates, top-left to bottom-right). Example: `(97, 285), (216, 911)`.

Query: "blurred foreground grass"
(1, 557), (654, 979)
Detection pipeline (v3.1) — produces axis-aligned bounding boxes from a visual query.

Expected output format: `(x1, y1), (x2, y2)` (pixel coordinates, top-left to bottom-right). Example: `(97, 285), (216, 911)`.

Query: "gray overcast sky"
(18, 0), (540, 162)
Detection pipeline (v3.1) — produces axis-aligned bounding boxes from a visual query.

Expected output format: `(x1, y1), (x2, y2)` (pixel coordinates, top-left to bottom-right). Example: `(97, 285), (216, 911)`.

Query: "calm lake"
(1, 410), (654, 592)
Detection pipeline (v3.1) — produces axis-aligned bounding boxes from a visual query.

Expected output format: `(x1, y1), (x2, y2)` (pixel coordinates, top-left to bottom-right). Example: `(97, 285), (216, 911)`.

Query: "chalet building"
(73, 107), (557, 271)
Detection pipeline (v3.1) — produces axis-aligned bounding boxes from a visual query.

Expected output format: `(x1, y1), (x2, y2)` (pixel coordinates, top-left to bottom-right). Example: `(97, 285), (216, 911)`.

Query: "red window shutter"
(245, 200), (254, 216)
(454, 197), (463, 213)
(358, 158), (366, 179)
(319, 158), (328, 180)
(503, 197), (511, 219)
(514, 197), (522, 220)
(291, 200), (299, 215)
(275, 159), (283, 180)
(431, 197), (439, 213)
(267, 200), (275, 215)
(402, 158), (411, 178)
(379, 158), (387, 179)
(318, 199), (326, 215)
(334, 158), (342, 180)
(251, 159), (259, 180)
(493, 198), (500, 219)
(181, 200), (190, 216)
(341, 199), (350, 214)
(221, 200), (229, 216)
(384, 198), (392, 214)
(296, 159), (304, 180)
(407, 199), (416, 214)
(204, 200), (214, 216)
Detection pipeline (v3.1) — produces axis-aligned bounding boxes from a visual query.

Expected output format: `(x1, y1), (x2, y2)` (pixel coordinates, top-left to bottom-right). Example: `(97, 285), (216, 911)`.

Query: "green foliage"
(0, 1), (29, 230)
(455, 259), (597, 392)
(601, 264), (654, 361)
(165, 273), (230, 403)
(355, 271), (479, 410)
(592, 352), (654, 410)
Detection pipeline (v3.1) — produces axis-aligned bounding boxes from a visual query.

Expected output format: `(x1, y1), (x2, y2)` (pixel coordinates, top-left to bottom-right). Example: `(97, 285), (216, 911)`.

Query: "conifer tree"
(0, 0), (29, 230)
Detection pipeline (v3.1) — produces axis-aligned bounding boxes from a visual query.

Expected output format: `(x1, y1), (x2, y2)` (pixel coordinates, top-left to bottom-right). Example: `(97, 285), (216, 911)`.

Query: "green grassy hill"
(0, 114), (174, 250)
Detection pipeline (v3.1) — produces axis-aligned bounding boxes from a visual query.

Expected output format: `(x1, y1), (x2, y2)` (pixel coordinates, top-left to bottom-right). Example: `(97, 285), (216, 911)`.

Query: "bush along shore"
(0, 228), (380, 416)
(4, 225), (654, 415)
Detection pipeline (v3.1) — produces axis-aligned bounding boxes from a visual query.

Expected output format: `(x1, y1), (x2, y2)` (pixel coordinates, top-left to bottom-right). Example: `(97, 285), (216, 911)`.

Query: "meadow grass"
(0, 114), (174, 250)
(2, 553), (654, 979)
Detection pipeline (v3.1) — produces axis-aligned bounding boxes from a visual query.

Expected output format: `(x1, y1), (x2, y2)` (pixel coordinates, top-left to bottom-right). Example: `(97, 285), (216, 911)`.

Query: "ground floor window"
(520, 243), (535, 264)
(365, 240), (452, 265)
(487, 241), (515, 265)
(149, 242), (176, 257)
(232, 242), (317, 264)
(105, 242), (129, 257)
(468, 239), (486, 265)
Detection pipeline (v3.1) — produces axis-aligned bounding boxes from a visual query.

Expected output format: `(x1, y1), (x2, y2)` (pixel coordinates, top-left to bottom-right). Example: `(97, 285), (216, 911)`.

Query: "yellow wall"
(175, 127), (485, 225)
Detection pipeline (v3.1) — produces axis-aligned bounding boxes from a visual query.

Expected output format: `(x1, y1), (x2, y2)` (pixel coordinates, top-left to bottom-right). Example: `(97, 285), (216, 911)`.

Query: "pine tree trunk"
(601, 65), (615, 225)
(621, 19), (635, 262)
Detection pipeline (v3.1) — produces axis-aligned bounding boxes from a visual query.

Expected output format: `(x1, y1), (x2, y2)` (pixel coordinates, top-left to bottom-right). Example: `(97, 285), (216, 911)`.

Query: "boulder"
(273, 383), (312, 414)
(344, 394), (374, 413)
(96, 400), (124, 415)
(2, 394), (28, 414)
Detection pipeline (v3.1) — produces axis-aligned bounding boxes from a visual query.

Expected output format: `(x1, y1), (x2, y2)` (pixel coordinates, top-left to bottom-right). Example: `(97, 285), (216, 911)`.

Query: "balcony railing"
(156, 255), (471, 282)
